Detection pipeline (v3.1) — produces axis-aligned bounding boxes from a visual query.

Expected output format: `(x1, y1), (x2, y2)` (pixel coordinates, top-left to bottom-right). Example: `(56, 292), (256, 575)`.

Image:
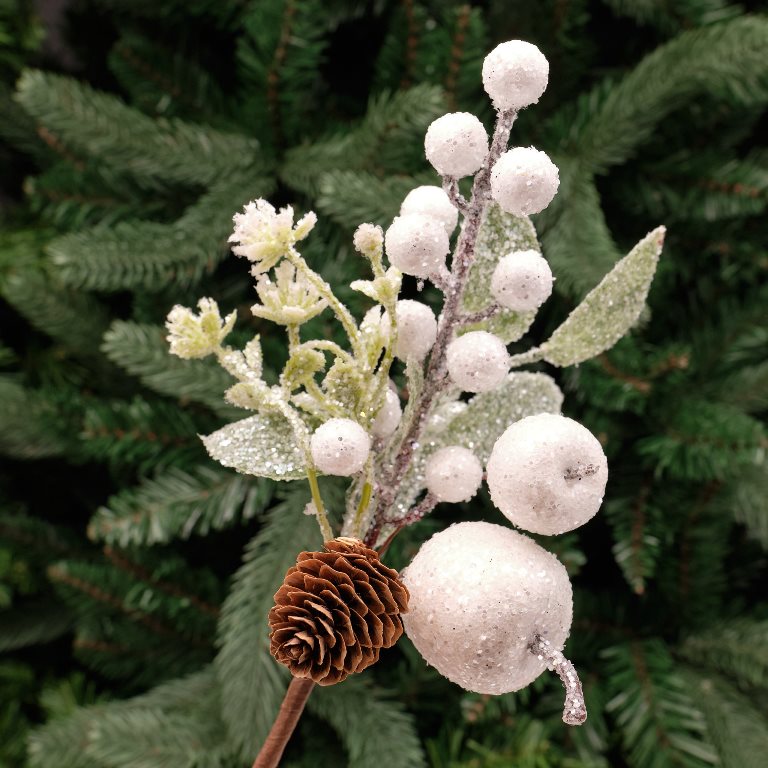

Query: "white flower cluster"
(165, 298), (235, 360)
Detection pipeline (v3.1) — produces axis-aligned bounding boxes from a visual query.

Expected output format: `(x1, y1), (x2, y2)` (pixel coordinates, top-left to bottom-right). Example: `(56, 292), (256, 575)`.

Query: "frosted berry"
(424, 112), (489, 178)
(394, 300), (437, 361)
(402, 521), (573, 694)
(490, 147), (560, 215)
(385, 214), (449, 278)
(401, 186), (459, 236)
(482, 40), (549, 111)
(310, 418), (371, 476)
(425, 446), (483, 503)
(486, 413), (608, 535)
(446, 331), (509, 392)
(371, 388), (402, 439)
(491, 250), (553, 311)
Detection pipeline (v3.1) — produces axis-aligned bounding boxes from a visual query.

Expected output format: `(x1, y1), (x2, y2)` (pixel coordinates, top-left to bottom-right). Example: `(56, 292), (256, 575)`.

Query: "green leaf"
(202, 412), (307, 481)
(308, 676), (426, 768)
(215, 489), (322, 761)
(542, 226), (665, 366)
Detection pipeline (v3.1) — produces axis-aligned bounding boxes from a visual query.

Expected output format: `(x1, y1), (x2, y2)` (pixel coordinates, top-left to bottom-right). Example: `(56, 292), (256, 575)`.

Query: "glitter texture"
(203, 413), (307, 481)
(490, 147), (560, 216)
(401, 185), (459, 236)
(486, 413), (608, 535)
(446, 331), (509, 393)
(424, 446), (483, 503)
(385, 214), (450, 278)
(482, 40), (549, 111)
(394, 300), (438, 361)
(491, 249), (553, 312)
(424, 112), (489, 178)
(310, 418), (371, 476)
(402, 521), (573, 694)
(371, 389), (402, 439)
(542, 227), (665, 366)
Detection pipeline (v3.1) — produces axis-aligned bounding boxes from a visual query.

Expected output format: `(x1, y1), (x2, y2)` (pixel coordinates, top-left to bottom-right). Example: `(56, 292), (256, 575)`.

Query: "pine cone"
(269, 537), (409, 685)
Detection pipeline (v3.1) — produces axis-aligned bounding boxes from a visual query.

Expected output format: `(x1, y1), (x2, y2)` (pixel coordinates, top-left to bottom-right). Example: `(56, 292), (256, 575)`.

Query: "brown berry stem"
(252, 677), (315, 768)
(529, 634), (587, 726)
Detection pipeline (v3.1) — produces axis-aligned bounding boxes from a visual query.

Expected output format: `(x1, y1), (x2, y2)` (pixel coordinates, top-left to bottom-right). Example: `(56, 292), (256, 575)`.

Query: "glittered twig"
(529, 634), (587, 726)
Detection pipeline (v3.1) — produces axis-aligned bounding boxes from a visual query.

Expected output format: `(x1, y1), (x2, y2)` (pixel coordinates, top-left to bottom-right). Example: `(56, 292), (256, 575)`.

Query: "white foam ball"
(401, 185), (459, 236)
(402, 521), (572, 694)
(486, 414), (608, 535)
(490, 147), (560, 215)
(394, 300), (437, 361)
(424, 112), (489, 178)
(385, 214), (449, 278)
(446, 331), (509, 392)
(482, 40), (549, 111)
(425, 446), (483, 503)
(371, 388), (402, 439)
(310, 418), (371, 476)
(491, 250), (553, 311)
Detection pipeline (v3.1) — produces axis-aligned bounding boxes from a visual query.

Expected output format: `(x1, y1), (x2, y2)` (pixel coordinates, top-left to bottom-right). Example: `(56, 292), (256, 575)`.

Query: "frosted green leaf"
(393, 372), (563, 514)
(463, 202), (540, 313)
(202, 413), (306, 480)
(542, 226), (665, 366)
(461, 307), (537, 343)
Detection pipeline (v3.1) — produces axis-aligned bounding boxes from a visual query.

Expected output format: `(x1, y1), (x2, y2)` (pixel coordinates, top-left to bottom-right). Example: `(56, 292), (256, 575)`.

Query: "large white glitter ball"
(490, 147), (560, 215)
(486, 413), (608, 535)
(310, 418), (371, 476)
(394, 300), (437, 361)
(371, 388), (402, 439)
(446, 331), (509, 392)
(385, 214), (449, 278)
(402, 521), (573, 694)
(482, 40), (549, 111)
(424, 112), (489, 178)
(425, 446), (483, 503)
(491, 250), (554, 311)
(400, 185), (459, 236)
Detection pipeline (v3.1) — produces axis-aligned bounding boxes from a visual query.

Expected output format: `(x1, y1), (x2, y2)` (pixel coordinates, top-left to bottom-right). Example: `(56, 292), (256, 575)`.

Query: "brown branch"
(252, 677), (314, 768)
(267, 0), (296, 149)
(103, 546), (220, 619)
(36, 126), (85, 169)
(630, 641), (671, 749)
(115, 42), (182, 101)
(630, 476), (653, 595)
(597, 354), (651, 393)
(400, 0), (419, 89)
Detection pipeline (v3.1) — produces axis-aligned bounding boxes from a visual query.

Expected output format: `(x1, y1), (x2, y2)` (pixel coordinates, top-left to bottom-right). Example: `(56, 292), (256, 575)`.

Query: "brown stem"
(252, 677), (315, 768)
(529, 635), (587, 726)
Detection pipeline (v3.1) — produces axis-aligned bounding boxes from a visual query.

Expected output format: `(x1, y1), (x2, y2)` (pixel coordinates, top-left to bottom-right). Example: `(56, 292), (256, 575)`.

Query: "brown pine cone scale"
(269, 537), (409, 685)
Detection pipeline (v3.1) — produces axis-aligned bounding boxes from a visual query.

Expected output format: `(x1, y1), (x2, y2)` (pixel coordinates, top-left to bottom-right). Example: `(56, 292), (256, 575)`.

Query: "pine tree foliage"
(307, 676), (426, 768)
(215, 487), (323, 760)
(1, 2), (767, 766)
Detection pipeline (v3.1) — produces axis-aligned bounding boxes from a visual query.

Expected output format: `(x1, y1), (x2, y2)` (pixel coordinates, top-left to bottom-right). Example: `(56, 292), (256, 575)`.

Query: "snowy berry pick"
(166, 38), (664, 768)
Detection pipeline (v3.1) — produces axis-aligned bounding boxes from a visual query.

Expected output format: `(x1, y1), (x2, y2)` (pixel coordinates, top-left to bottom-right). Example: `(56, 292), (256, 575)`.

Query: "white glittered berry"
(425, 446), (483, 503)
(394, 300), (437, 361)
(310, 418), (371, 476)
(400, 186), (459, 236)
(371, 388), (402, 439)
(385, 214), (449, 278)
(482, 40), (549, 111)
(424, 112), (489, 178)
(491, 250), (553, 311)
(486, 413), (608, 535)
(490, 147), (560, 215)
(402, 521), (573, 694)
(446, 331), (509, 392)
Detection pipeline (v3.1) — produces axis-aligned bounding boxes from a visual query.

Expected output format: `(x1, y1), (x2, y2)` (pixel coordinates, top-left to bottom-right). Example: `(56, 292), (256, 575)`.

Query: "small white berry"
(486, 413), (608, 535)
(394, 300), (437, 361)
(482, 40), (549, 111)
(491, 250), (553, 311)
(490, 147), (559, 215)
(424, 112), (489, 178)
(401, 186), (459, 236)
(310, 418), (371, 476)
(446, 331), (509, 392)
(371, 388), (402, 439)
(425, 446), (483, 503)
(402, 521), (572, 694)
(385, 214), (449, 278)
